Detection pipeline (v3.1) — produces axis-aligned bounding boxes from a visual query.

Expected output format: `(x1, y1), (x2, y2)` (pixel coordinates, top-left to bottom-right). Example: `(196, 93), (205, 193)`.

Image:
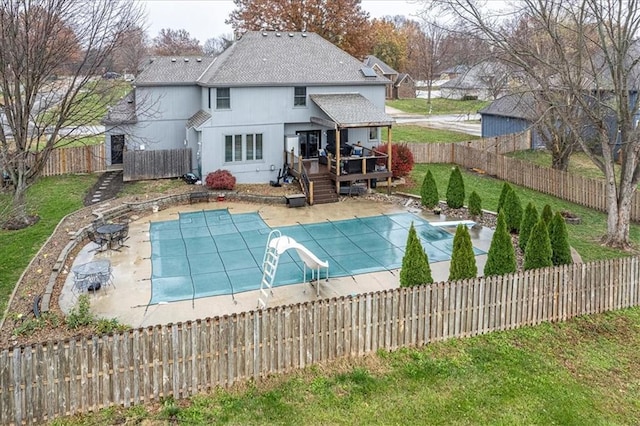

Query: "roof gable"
(363, 55), (398, 76)
(199, 31), (388, 86)
(135, 56), (215, 85)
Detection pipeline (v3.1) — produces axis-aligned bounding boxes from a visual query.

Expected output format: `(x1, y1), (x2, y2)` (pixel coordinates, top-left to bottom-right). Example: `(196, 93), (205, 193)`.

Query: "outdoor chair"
(114, 223), (129, 248)
(87, 230), (107, 252)
(91, 217), (105, 231)
(72, 273), (100, 295)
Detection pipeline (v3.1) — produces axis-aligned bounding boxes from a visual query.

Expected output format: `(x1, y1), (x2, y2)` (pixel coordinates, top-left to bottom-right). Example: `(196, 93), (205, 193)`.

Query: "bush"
(541, 204), (553, 227)
(503, 187), (523, 233)
(519, 202), (539, 252)
(468, 191), (482, 218)
(449, 225), (477, 281)
(524, 220), (553, 270)
(205, 169), (236, 190)
(484, 211), (516, 276)
(445, 166), (465, 208)
(549, 212), (572, 266)
(66, 295), (95, 329)
(497, 182), (512, 213)
(420, 170), (439, 208)
(374, 143), (414, 178)
(400, 223), (433, 287)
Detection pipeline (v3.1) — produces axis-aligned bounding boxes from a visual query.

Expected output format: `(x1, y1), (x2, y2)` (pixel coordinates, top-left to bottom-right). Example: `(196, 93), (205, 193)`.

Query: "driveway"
(386, 106), (482, 137)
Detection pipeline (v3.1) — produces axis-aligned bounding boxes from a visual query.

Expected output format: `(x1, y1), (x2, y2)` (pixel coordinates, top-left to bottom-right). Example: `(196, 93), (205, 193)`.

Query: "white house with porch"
(103, 31), (394, 203)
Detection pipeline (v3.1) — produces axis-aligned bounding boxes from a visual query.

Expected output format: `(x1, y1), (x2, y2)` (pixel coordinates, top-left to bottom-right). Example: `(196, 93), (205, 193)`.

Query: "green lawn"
(507, 149), (608, 180)
(387, 98), (490, 115)
(383, 125), (479, 143)
(53, 307), (640, 425)
(400, 164), (640, 262)
(0, 174), (96, 315)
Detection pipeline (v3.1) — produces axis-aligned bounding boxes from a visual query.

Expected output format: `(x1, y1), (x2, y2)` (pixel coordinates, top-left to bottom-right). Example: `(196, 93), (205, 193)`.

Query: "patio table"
(72, 259), (112, 292)
(96, 223), (125, 250)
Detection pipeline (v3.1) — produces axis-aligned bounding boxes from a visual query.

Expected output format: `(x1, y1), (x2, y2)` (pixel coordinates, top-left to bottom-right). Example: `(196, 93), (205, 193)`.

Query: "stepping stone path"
(84, 170), (124, 206)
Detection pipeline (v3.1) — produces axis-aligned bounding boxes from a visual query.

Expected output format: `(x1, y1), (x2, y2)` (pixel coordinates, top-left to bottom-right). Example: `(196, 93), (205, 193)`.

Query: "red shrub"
(374, 143), (414, 178)
(205, 169), (236, 190)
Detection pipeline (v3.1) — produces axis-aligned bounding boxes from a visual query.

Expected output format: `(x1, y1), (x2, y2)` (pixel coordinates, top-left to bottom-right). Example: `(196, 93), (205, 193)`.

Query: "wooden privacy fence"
(1, 256), (640, 424)
(1, 145), (106, 177)
(408, 132), (640, 221)
(123, 148), (191, 182)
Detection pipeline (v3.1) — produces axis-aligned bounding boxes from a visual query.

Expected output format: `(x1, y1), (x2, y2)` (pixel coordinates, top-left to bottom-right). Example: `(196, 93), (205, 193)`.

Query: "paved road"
(386, 106), (482, 137)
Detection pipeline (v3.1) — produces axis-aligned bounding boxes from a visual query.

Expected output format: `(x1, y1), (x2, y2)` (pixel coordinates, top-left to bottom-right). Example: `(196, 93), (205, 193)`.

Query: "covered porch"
(287, 93), (395, 203)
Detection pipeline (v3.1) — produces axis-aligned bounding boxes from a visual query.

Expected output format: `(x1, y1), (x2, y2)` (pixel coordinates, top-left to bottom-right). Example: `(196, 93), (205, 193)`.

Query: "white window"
(294, 87), (306, 106)
(216, 87), (230, 109)
(225, 133), (264, 162)
(246, 134), (263, 161)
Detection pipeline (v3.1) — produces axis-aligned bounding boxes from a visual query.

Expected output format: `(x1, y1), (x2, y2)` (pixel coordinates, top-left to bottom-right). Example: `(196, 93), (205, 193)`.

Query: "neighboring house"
(439, 65), (469, 81)
(440, 61), (516, 101)
(104, 31), (394, 184)
(362, 55), (416, 99)
(478, 93), (542, 148)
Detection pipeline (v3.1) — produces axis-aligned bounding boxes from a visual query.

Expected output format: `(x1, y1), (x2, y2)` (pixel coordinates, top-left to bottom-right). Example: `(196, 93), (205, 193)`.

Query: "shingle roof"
(479, 93), (536, 120)
(310, 93), (394, 127)
(199, 31), (389, 86)
(187, 110), (211, 129)
(363, 55), (398, 76)
(440, 61), (512, 90)
(102, 91), (137, 125)
(135, 56), (215, 85)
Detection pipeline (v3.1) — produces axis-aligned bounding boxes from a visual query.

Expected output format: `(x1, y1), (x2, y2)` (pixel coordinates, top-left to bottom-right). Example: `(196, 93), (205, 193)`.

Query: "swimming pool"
(148, 208), (484, 305)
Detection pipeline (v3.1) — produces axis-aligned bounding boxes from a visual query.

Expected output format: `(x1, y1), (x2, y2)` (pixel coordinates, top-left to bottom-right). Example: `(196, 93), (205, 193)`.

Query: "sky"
(142, 0), (424, 43)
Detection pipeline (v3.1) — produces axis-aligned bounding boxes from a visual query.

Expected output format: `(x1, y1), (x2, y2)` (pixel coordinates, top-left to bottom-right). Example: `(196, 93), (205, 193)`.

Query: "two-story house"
(104, 31), (395, 198)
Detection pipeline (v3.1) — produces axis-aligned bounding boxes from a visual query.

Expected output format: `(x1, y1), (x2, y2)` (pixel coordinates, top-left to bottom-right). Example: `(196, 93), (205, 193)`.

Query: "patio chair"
(98, 262), (115, 289)
(72, 273), (100, 294)
(87, 230), (107, 252)
(114, 223), (129, 248)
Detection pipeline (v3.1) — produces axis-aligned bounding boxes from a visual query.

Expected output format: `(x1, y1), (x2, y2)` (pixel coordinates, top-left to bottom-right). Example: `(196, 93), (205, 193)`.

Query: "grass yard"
(383, 125), (479, 143)
(387, 98), (490, 115)
(508, 149), (608, 180)
(400, 164), (640, 262)
(0, 174), (96, 315)
(53, 307), (640, 425)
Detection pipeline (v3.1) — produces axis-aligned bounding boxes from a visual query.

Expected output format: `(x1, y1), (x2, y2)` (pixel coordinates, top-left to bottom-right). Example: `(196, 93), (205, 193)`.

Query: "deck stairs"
(309, 172), (339, 204)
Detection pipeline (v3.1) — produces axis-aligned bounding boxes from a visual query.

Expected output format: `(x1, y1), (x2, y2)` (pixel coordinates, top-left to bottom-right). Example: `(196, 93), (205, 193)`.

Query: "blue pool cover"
(148, 208), (485, 305)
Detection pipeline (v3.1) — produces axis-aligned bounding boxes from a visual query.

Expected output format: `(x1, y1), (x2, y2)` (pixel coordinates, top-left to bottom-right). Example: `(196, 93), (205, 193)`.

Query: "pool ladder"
(258, 230), (281, 309)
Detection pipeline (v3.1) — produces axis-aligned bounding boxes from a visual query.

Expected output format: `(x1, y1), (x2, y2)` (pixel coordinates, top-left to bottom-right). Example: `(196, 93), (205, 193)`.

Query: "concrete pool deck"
(59, 198), (494, 328)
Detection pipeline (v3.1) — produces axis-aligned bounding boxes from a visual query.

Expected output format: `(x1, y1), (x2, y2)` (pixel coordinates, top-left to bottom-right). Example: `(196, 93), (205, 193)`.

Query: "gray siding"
(481, 114), (541, 148)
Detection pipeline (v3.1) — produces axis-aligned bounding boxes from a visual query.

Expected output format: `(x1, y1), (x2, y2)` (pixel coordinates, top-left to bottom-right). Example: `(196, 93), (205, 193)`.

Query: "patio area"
(59, 198), (494, 328)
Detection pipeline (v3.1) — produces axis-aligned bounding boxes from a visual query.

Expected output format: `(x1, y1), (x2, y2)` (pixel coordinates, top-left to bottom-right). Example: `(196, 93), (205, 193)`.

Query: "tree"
(449, 224), (477, 280)
(484, 211), (516, 276)
(203, 34), (234, 56)
(519, 202), (538, 252)
(496, 182), (512, 213)
(523, 220), (553, 270)
(428, 0), (640, 248)
(549, 212), (572, 266)
(227, 0), (373, 58)
(420, 170), (439, 208)
(0, 0), (143, 228)
(502, 187), (523, 234)
(541, 204), (553, 228)
(400, 222), (433, 287)
(446, 166), (465, 208)
(467, 190), (482, 219)
(113, 26), (148, 74)
(370, 18), (407, 72)
(152, 28), (203, 56)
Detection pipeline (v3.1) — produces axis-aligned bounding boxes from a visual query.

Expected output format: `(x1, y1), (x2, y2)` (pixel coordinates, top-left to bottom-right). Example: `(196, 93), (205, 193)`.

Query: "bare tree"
(0, 0), (144, 228)
(152, 28), (203, 56)
(114, 26), (149, 74)
(427, 0), (640, 248)
(203, 34), (234, 56)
